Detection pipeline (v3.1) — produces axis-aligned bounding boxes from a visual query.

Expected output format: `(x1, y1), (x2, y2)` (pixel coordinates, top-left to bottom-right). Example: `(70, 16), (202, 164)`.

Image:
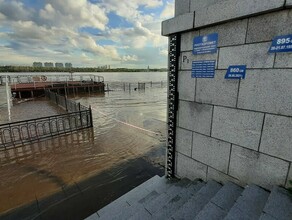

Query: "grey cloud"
(0, 0), (34, 21)
(0, 0), (168, 68)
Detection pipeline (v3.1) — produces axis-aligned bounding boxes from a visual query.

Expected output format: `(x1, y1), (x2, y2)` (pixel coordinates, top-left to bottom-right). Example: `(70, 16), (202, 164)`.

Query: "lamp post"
(5, 75), (11, 121)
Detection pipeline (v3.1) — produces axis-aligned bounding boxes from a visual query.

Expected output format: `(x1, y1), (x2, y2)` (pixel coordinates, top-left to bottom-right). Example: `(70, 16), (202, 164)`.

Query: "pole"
(5, 75), (11, 121)
(89, 105), (93, 127)
(79, 103), (83, 127)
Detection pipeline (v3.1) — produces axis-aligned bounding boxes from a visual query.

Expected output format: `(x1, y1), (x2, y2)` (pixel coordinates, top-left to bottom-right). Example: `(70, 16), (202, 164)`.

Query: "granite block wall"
(163, 2), (292, 190)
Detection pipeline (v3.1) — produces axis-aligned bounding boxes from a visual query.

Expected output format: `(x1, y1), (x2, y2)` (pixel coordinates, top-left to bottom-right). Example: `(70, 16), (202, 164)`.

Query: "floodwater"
(0, 72), (168, 216)
(0, 99), (65, 124)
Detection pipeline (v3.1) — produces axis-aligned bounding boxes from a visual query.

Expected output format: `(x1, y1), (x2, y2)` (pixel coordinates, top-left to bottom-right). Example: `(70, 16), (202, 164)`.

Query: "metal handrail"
(0, 91), (93, 149)
(0, 74), (104, 84)
(0, 110), (92, 149)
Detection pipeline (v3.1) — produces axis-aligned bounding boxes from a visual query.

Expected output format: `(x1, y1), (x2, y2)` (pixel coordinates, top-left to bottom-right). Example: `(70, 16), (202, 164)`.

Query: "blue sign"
(225, 65), (246, 79)
(269, 34), (292, 53)
(192, 60), (216, 78)
(193, 33), (218, 55)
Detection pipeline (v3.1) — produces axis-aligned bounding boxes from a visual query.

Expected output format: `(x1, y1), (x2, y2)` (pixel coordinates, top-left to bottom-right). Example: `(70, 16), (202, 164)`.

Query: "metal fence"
(0, 92), (93, 149)
(105, 81), (166, 91)
(0, 74), (104, 85)
(45, 90), (88, 112)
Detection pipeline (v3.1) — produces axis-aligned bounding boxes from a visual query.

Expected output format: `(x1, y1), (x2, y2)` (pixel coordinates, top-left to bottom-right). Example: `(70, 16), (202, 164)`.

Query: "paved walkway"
(0, 157), (164, 220)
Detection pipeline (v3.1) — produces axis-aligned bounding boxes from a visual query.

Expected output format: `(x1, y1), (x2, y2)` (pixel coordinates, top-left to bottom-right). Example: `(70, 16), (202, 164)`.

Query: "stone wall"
(162, 0), (292, 190)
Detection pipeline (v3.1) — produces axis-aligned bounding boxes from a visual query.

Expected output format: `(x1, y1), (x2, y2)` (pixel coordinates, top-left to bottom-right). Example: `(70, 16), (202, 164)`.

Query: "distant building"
(65, 63), (72, 68)
(97, 65), (107, 69)
(55, 63), (64, 68)
(33, 62), (43, 67)
(44, 62), (54, 67)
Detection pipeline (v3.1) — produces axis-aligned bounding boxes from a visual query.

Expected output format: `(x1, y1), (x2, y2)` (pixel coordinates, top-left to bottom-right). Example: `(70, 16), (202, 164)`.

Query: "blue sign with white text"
(225, 65), (246, 79)
(193, 33), (218, 55)
(192, 60), (216, 78)
(269, 34), (292, 53)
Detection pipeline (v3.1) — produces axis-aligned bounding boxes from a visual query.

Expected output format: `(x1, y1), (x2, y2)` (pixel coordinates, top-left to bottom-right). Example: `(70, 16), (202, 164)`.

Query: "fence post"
(89, 105), (93, 127)
(65, 96), (68, 112)
(79, 103), (83, 127)
(55, 93), (58, 105)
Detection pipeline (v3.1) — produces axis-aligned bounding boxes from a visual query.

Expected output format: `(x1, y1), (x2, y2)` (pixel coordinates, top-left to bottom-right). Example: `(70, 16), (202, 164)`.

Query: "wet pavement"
(0, 149), (164, 220)
(0, 98), (65, 124)
(0, 84), (167, 219)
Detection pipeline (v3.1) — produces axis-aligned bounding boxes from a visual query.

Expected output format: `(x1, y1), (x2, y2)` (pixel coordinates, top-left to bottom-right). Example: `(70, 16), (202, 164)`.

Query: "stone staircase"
(85, 175), (292, 220)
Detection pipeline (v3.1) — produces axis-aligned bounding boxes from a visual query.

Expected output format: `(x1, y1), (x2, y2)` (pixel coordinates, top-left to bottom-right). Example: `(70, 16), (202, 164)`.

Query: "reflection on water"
(78, 84), (167, 134)
(0, 99), (65, 124)
(0, 83), (167, 214)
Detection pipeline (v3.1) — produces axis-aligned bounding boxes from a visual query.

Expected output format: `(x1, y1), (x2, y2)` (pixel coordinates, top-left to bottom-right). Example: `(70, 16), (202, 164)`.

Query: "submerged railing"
(44, 90), (89, 112)
(0, 91), (93, 149)
(105, 81), (166, 91)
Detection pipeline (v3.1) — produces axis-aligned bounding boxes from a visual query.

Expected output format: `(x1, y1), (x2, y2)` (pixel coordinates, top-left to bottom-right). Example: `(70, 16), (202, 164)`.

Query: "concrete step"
(224, 184), (270, 220)
(96, 175), (161, 215)
(90, 175), (177, 220)
(170, 180), (222, 220)
(142, 178), (193, 215)
(111, 179), (195, 220)
(260, 186), (292, 220)
(85, 177), (291, 220)
(194, 181), (243, 220)
(99, 189), (162, 220)
(150, 181), (205, 220)
(110, 178), (194, 220)
(85, 175), (162, 220)
(127, 180), (204, 220)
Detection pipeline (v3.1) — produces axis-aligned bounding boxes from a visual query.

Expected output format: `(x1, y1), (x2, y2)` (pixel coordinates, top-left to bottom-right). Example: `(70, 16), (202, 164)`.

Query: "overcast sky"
(0, 0), (174, 68)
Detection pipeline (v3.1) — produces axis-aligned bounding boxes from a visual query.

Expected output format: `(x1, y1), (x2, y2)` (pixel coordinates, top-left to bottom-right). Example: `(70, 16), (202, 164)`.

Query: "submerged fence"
(0, 91), (93, 149)
(44, 90), (89, 112)
(105, 81), (166, 91)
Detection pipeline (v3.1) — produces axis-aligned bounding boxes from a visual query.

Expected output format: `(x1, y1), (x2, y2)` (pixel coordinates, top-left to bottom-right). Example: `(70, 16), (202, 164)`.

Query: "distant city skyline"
(33, 62), (73, 68)
(0, 0), (174, 68)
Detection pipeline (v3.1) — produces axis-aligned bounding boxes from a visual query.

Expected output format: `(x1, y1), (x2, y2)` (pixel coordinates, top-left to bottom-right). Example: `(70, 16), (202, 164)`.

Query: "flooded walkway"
(0, 98), (65, 124)
(0, 85), (167, 218)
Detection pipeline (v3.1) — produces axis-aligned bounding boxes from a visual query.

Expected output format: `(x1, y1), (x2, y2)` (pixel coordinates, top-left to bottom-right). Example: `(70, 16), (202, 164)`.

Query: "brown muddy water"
(0, 83), (167, 218)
